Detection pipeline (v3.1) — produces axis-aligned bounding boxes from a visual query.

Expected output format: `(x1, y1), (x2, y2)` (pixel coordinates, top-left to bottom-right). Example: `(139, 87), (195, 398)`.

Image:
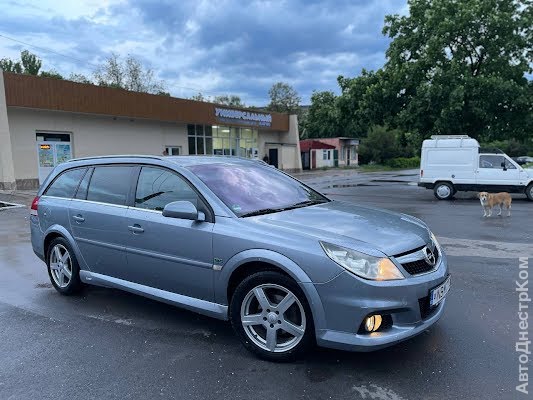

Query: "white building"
(0, 72), (302, 190)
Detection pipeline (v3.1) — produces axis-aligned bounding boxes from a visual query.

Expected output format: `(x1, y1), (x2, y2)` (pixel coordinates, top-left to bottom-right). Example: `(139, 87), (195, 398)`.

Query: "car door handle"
(72, 215), (85, 223)
(128, 224), (144, 234)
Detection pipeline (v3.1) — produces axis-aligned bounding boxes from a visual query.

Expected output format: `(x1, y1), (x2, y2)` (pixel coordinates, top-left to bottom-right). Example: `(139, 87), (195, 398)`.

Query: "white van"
(418, 135), (533, 200)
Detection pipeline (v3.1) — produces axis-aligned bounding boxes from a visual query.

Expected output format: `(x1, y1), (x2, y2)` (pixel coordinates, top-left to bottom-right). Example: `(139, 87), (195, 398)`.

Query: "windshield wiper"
(280, 199), (329, 211)
(239, 208), (283, 218)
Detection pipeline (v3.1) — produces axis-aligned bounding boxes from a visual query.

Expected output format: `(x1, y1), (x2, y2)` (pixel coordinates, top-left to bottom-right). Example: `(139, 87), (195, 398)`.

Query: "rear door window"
(134, 167), (199, 211)
(45, 168), (87, 198)
(87, 166), (134, 206)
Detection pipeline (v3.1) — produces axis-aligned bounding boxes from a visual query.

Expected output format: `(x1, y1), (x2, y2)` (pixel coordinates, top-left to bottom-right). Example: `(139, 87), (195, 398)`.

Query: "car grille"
(397, 246), (439, 276)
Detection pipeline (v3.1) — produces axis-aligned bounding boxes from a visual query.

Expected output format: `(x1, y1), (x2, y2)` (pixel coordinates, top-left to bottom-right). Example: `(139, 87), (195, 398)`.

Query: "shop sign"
(215, 107), (272, 127)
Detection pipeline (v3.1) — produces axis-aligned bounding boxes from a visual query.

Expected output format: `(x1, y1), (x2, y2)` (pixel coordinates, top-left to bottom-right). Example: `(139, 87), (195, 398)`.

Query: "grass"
(357, 164), (414, 172)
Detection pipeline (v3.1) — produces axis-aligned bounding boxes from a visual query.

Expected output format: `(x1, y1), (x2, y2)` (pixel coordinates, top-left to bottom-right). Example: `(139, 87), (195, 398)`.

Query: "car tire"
(526, 183), (533, 201)
(229, 271), (314, 362)
(433, 182), (454, 200)
(46, 237), (83, 295)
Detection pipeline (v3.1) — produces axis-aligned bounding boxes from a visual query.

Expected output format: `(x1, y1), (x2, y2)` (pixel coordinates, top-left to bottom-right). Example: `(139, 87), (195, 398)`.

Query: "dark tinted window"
(187, 163), (327, 216)
(87, 166), (133, 206)
(135, 167), (198, 211)
(75, 168), (93, 199)
(45, 168), (86, 198)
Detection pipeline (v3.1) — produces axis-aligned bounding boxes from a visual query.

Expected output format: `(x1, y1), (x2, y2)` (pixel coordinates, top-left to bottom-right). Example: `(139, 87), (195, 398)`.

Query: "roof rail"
(67, 155), (163, 162)
(430, 135), (471, 139)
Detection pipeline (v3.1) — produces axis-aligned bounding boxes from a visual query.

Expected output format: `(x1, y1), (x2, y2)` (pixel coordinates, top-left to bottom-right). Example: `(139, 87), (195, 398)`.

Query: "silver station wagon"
(31, 155), (450, 361)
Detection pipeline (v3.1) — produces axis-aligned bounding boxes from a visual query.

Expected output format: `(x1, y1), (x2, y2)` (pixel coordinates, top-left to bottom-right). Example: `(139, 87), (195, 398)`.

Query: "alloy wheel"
(49, 244), (73, 288)
(240, 284), (306, 353)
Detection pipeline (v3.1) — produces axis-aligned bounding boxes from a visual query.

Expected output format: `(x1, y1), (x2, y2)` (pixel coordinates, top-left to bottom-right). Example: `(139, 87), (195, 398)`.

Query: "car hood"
(250, 201), (430, 256)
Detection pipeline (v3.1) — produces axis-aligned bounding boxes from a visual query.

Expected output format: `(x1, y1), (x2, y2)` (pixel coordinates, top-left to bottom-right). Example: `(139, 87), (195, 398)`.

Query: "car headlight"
(320, 242), (404, 280)
(430, 232), (441, 252)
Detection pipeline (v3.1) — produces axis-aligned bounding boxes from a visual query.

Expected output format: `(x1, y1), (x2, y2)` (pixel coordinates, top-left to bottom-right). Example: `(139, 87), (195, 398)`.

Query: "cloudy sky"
(1, 0), (408, 105)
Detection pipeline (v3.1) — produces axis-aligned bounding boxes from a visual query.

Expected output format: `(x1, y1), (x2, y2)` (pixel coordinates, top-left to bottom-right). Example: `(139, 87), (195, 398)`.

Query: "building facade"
(0, 72), (302, 190)
(299, 139), (336, 169)
(299, 137), (359, 170)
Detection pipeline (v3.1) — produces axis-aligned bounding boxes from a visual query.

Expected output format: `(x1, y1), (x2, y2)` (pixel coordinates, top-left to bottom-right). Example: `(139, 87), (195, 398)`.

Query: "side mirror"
(162, 201), (205, 221)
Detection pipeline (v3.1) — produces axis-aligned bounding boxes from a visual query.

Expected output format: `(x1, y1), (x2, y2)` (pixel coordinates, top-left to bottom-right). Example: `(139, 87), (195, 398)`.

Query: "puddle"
(325, 183), (378, 189)
(370, 179), (410, 183)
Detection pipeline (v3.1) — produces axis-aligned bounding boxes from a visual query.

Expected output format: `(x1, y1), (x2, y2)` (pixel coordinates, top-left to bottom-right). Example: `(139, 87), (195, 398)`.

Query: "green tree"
(0, 50), (42, 75)
(358, 126), (401, 164)
(68, 73), (92, 84)
(378, 0), (532, 141)
(94, 53), (166, 94)
(213, 94), (245, 107)
(190, 92), (208, 102)
(305, 91), (339, 138)
(267, 82), (301, 113)
(0, 58), (22, 73)
(20, 50), (42, 75)
(40, 70), (63, 79)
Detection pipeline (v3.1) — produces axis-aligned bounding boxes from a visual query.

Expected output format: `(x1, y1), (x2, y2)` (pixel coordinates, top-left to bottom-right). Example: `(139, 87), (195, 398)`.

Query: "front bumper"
(308, 255), (449, 352)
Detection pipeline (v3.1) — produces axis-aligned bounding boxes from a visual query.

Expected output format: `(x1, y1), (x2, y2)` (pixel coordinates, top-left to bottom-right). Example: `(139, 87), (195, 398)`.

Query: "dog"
(477, 192), (512, 217)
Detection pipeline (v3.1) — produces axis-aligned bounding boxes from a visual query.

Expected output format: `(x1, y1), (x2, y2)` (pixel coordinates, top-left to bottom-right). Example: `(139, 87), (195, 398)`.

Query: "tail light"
(420, 169), (424, 177)
(30, 196), (40, 216)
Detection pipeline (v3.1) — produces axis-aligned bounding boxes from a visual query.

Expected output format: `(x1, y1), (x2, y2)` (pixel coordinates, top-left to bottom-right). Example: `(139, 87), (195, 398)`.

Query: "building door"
(37, 141), (72, 184)
(311, 150), (316, 169)
(269, 148), (279, 168)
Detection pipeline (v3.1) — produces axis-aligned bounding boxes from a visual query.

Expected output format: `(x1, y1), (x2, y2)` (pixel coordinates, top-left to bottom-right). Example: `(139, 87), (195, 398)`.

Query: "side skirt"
(79, 270), (228, 320)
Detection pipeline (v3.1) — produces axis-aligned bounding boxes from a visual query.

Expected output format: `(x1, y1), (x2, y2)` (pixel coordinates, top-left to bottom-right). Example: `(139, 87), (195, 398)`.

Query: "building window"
(190, 124), (257, 157)
(323, 150), (331, 160)
(164, 146), (181, 156)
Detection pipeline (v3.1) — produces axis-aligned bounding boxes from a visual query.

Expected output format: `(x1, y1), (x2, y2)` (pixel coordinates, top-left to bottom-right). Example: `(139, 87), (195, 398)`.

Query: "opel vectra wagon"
(31, 155), (450, 361)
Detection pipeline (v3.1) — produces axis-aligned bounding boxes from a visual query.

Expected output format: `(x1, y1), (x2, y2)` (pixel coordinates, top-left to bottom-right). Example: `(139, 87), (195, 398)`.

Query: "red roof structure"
(299, 139), (336, 152)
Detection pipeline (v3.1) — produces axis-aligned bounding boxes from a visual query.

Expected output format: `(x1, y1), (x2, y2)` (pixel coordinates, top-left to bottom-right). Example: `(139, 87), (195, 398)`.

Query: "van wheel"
(526, 183), (533, 201)
(434, 182), (454, 200)
(47, 237), (83, 295)
(229, 271), (314, 362)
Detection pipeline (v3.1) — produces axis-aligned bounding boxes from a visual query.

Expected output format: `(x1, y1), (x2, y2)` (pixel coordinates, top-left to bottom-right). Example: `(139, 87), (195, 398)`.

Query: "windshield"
(187, 163), (329, 217)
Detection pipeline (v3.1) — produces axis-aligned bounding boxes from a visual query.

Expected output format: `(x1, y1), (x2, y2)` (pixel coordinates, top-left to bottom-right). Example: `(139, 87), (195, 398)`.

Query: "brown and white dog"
(477, 192), (512, 217)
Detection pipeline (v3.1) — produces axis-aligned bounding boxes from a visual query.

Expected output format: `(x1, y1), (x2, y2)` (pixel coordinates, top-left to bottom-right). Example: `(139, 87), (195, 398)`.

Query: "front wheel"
(229, 271), (314, 361)
(433, 182), (455, 200)
(526, 183), (533, 201)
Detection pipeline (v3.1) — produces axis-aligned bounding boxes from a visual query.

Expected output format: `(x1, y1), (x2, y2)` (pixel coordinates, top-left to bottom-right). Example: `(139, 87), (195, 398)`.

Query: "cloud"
(0, 0), (406, 104)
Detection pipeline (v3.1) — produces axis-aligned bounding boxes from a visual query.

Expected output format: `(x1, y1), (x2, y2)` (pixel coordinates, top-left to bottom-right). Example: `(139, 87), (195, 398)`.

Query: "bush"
(480, 139), (533, 157)
(385, 157), (421, 169)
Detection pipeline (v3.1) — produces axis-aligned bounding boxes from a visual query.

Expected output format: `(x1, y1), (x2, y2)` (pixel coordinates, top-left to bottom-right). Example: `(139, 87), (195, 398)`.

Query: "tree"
(213, 95), (245, 107)
(69, 73), (92, 84)
(378, 0), (532, 141)
(20, 50), (42, 75)
(39, 70), (63, 80)
(190, 92), (208, 102)
(0, 50), (41, 75)
(358, 126), (401, 164)
(267, 82), (301, 113)
(304, 91), (340, 138)
(0, 58), (22, 73)
(93, 53), (166, 94)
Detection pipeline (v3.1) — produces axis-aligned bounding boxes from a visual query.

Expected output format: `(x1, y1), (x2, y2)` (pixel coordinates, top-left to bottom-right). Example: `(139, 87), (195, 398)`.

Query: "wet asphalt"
(0, 169), (531, 400)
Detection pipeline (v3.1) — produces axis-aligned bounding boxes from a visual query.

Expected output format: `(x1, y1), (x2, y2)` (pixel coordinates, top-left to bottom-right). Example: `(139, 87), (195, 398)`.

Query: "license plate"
(430, 276), (451, 307)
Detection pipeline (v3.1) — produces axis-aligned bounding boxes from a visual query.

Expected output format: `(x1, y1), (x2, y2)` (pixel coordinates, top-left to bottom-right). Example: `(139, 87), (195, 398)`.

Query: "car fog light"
(364, 315), (382, 332)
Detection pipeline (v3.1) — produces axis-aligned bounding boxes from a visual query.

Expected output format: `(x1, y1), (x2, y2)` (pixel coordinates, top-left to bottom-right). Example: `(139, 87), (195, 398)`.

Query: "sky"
(0, 0), (408, 105)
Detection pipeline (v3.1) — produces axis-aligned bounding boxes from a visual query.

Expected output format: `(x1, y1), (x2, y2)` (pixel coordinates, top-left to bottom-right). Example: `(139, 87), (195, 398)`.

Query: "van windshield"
(187, 163), (329, 217)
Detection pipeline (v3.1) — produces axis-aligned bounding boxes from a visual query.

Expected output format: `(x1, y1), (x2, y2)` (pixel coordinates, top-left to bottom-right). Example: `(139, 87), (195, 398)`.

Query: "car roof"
(67, 155), (266, 167)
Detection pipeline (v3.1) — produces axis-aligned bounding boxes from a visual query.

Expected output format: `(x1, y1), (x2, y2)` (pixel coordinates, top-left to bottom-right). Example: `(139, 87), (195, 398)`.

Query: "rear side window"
(87, 166), (134, 206)
(75, 168), (93, 199)
(45, 168), (87, 198)
(135, 167), (199, 211)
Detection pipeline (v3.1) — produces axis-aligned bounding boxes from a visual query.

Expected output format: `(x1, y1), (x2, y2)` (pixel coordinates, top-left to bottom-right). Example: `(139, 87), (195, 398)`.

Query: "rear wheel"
(229, 271), (313, 361)
(47, 237), (82, 295)
(433, 182), (454, 200)
(526, 183), (533, 201)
